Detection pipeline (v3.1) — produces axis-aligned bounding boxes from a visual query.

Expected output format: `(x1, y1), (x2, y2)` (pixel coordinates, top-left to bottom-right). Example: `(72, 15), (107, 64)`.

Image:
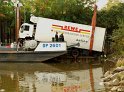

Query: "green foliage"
(97, 2), (124, 56)
(0, 0), (15, 20)
(97, 3), (124, 31)
(106, 0), (120, 10)
(20, 0), (94, 24)
(111, 20), (124, 56)
(0, 0), (96, 25)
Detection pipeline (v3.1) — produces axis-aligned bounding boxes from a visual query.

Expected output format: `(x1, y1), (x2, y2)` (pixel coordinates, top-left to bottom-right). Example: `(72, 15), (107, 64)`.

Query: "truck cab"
(19, 23), (34, 39)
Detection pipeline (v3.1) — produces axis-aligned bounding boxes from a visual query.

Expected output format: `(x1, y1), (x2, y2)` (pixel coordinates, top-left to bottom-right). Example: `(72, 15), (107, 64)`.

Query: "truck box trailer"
(18, 16), (106, 53)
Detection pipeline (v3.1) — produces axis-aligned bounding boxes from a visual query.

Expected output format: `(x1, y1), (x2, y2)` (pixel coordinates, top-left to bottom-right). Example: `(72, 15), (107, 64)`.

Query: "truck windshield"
(24, 25), (29, 31)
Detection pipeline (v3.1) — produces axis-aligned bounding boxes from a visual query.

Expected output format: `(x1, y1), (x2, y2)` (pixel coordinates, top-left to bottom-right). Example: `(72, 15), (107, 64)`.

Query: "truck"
(18, 15), (106, 56)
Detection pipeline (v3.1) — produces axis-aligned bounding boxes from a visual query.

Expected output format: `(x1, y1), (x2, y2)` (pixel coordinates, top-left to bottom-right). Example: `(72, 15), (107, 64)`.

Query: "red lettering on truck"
(52, 24), (91, 34)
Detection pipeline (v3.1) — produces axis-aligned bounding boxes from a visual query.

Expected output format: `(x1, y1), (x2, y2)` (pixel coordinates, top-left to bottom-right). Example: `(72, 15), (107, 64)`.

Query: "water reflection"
(0, 63), (105, 92)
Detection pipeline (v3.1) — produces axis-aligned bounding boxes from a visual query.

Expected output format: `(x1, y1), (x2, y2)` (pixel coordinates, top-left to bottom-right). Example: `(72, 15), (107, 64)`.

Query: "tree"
(20, 0), (95, 25)
(97, 2), (124, 35)
(96, 2), (124, 55)
(106, 0), (120, 10)
(0, 0), (16, 44)
(0, 0), (15, 20)
(111, 20), (124, 57)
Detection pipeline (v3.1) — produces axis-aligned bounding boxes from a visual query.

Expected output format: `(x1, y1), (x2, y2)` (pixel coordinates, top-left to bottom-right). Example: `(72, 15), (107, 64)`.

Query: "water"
(0, 62), (106, 92)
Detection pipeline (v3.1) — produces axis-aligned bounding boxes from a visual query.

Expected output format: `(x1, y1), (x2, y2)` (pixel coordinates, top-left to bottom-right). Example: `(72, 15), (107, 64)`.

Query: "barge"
(0, 42), (67, 62)
(0, 50), (66, 62)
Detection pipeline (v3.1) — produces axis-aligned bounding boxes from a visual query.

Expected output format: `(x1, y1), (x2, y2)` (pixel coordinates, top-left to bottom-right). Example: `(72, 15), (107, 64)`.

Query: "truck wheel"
(71, 49), (80, 63)
(71, 49), (80, 57)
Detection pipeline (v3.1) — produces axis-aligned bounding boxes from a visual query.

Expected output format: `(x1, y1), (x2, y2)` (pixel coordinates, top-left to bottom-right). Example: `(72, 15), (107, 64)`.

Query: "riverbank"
(100, 58), (124, 92)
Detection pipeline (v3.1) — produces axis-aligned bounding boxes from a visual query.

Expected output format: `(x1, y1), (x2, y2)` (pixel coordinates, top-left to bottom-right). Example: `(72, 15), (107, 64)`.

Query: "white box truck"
(18, 16), (106, 54)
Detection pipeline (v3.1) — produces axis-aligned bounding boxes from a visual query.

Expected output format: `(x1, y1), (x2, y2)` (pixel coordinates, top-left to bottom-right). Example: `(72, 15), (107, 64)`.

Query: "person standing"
(55, 32), (58, 41)
(59, 33), (64, 42)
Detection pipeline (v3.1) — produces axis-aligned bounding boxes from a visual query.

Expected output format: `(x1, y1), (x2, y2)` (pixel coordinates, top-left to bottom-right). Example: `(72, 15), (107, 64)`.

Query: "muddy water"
(0, 61), (106, 92)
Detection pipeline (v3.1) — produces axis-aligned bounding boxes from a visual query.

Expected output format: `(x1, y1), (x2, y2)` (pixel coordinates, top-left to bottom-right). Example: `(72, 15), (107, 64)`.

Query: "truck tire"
(71, 49), (80, 58)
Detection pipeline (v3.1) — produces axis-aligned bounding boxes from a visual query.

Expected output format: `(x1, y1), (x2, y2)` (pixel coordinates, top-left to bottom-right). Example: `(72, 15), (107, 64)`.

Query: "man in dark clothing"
(55, 32), (58, 41)
(59, 33), (64, 42)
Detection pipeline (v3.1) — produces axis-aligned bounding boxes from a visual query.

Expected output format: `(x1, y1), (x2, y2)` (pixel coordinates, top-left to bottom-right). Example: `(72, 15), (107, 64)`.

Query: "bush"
(116, 58), (124, 67)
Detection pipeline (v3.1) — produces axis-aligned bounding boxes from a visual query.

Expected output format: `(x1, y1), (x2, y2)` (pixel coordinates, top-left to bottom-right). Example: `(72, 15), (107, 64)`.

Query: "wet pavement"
(0, 61), (108, 92)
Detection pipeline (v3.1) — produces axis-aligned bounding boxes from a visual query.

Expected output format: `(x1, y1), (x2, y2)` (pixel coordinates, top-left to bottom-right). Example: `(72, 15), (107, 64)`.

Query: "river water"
(0, 61), (108, 92)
